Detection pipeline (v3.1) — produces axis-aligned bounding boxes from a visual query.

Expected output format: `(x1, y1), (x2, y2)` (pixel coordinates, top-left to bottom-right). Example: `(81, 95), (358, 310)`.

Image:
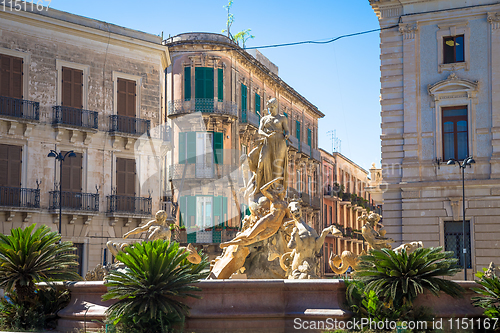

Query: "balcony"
(300, 142), (311, 157)
(168, 99), (238, 118)
(312, 148), (321, 162)
(52, 106), (98, 130)
(340, 192), (351, 205)
(240, 110), (260, 128)
(0, 96), (39, 121)
(169, 163), (239, 181)
(184, 227), (240, 244)
(300, 192), (311, 206)
(311, 196), (321, 210)
(107, 195), (152, 216)
(0, 186), (40, 209)
(109, 115), (150, 136)
(288, 136), (299, 151)
(49, 191), (99, 212)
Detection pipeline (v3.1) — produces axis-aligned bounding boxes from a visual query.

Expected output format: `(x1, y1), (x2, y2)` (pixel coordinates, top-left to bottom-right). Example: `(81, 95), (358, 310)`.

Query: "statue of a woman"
(252, 98), (289, 195)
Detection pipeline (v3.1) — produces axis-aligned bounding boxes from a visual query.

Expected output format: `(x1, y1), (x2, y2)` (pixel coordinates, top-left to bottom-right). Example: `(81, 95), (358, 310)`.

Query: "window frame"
(0, 48), (30, 100)
(112, 71), (142, 118)
(436, 21), (470, 73)
(56, 60), (89, 110)
(441, 106), (468, 161)
(442, 219), (473, 270)
(443, 35), (465, 64)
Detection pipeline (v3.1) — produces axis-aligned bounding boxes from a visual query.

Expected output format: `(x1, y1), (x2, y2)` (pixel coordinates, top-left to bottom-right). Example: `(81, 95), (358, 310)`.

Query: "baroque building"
(0, 5), (169, 276)
(370, 0), (500, 279)
(164, 33), (324, 258)
(320, 149), (382, 276)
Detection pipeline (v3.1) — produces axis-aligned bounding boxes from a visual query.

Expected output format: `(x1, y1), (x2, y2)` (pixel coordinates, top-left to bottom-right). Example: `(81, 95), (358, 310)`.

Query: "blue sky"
(52, 0), (381, 172)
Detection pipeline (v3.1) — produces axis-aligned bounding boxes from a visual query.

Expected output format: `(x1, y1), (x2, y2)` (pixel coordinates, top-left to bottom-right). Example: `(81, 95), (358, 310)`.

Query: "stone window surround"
(112, 71), (142, 117)
(438, 216), (475, 271)
(436, 21), (470, 73)
(428, 74), (478, 162)
(111, 153), (142, 198)
(0, 47), (30, 99)
(56, 59), (90, 110)
(1, 138), (28, 188)
(53, 145), (89, 193)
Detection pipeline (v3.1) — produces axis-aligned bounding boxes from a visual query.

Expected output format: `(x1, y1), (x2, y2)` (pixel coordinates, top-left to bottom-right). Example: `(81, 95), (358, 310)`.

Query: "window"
(296, 120), (301, 140)
(61, 242), (84, 276)
(444, 221), (471, 269)
(117, 78), (136, 117)
(241, 84), (247, 119)
(442, 106), (468, 161)
(61, 152), (82, 209)
(116, 158), (136, 196)
(218, 68), (223, 101)
(62, 67), (83, 109)
(195, 67), (214, 99)
(196, 196), (213, 229)
(255, 93), (261, 119)
(443, 35), (464, 64)
(0, 144), (21, 188)
(307, 128), (312, 147)
(184, 67), (191, 101)
(0, 54), (23, 99)
(178, 131), (223, 166)
(297, 170), (302, 192)
(179, 195), (227, 228)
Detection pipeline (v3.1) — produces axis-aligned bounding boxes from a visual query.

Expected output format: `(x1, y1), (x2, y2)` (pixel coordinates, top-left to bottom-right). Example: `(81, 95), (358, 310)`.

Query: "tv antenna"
(327, 130), (341, 154)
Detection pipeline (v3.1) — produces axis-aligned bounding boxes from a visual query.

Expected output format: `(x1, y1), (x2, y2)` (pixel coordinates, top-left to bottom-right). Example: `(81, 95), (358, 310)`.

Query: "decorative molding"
(428, 73), (479, 98)
(24, 124), (33, 137)
(69, 215), (78, 224)
(125, 218), (133, 227)
(69, 130), (78, 143)
(6, 211), (15, 222)
(399, 24), (418, 40)
(488, 12), (500, 30)
(436, 22), (470, 73)
(7, 121), (16, 135)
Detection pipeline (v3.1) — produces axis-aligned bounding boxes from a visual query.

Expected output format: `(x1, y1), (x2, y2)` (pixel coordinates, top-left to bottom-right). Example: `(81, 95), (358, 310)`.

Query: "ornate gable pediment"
(428, 73), (479, 98)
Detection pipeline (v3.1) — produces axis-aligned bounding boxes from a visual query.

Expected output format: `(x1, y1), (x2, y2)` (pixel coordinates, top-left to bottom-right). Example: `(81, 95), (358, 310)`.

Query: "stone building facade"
(164, 33), (324, 258)
(370, 0), (500, 279)
(320, 149), (381, 276)
(0, 5), (169, 276)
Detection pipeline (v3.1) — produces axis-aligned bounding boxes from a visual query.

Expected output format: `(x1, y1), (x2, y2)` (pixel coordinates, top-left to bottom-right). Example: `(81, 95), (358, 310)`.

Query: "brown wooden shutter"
(117, 78), (136, 117)
(62, 67), (83, 108)
(61, 152), (82, 192)
(0, 55), (23, 99)
(116, 158), (135, 196)
(0, 144), (21, 187)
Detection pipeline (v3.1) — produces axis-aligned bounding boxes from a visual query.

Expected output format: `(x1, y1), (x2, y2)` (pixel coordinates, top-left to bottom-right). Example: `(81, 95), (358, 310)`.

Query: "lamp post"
(447, 156), (475, 281)
(48, 150), (76, 237)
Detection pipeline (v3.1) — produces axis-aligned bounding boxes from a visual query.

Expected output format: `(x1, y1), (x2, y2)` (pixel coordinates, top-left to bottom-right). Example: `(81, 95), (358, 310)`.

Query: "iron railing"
(169, 163), (239, 180)
(109, 115), (150, 136)
(52, 106), (98, 129)
(49, 191), (99, 211)
(300, 142), (311, 156)
(300, 192), (311, 205)
(240, 110), (260, 128)
(312, 148), (321, 162)
(0, 96), (39, 121)
(288, 136), (299, 150)
(107, 195), (152, 215)
(311, 196), (321, 209)
(150, 126), (171, 142)
(0, 186), (40, 208)
(168, 98), (238, 117)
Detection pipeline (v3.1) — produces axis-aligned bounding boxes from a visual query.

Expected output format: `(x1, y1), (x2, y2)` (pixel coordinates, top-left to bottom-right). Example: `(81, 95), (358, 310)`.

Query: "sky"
(51, 0), (382, 172)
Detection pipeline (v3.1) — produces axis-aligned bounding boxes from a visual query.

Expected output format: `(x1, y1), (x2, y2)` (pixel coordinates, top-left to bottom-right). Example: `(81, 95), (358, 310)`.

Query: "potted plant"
(214, 225), (223, 231)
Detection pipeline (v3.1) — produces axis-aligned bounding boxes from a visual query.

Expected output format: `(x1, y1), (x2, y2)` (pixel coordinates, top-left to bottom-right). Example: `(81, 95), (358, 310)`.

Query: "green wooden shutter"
(184, 67), (191, 101)
(186, 196), (196, 228)
(255, 93), (261, 120)
(296, 121), (301, 140)
(179, 196), (186, 226)
(178, 133), (186, 164)
(283, 112), (288, 118)
(241, 84), (247, 121)
(218, 68), (223, 101)
(307, 129), (312, 147)
(187, 132), (196, 164)
(213, 196), (222, 226)
(223, 196), (228, 227)
(195, 67), (214, 99)
(213, 132), (223, 164)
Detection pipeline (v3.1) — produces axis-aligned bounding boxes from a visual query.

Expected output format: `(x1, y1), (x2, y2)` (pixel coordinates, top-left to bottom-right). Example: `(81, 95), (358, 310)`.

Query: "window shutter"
(307, 129), (312, 147)
(8, 145), (21, 188)
(296, 121), (301, 140)
(207, 68), (214, 99)
(195, 67), (204, 99)
(213, 132), (223, 165)
(223, 196), (228, 227)
(116, 158), (135, 196)
(126, 80), (136, 117)
(241, 84), (247, 112)
(179, 196), (186, 226)
(0, 145), (8, 187)
(213, 196), (222, 224)
(218, 68), (223, 100)
(117, 78), (136, 117)
(117, 78), (127, 116)
(255, 93), (260, 116)
(0, 56), (10, 97)
(62, 67), (83, 108)
(186, 131), (197, 164)
(62, 67), (72, 107)
(116, 158), (126, 195)
(184, 67), (191, 101)
(72, 153), (82, 192)
(12, 57), (23, 99)
(187, 195), (196, 227)
(73, 69), (83, 108)
(125, 159), (136, 196)
(178, 132), (186, 164)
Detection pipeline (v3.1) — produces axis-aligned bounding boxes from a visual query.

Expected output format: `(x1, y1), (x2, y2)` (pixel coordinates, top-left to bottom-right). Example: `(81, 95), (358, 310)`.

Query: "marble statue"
(393, 241), (423, 254)
(328, 251), (359, 275)
(280, 202), (342, 279)
(360, 212), (394, 251)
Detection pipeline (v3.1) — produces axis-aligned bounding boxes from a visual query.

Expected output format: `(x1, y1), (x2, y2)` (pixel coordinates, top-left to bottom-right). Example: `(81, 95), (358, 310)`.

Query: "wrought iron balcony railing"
(312, 148), (321, 162)
(311, 196), (321, 209)
(300, 192), (311, 205)
(169, 163), (239, 180)
(52, 106), (98, 130)
(300, 142), (311, 156)
(288, 136), (299, 150)
(0, 96), (39, 121)
(0, 186), (40, 209)
(109, 115), (150, 136)
(107, 195), (152, 215)
(168, 99), (238, 117)
(240, 110), (260, 128)
(49, 191), (99, 212)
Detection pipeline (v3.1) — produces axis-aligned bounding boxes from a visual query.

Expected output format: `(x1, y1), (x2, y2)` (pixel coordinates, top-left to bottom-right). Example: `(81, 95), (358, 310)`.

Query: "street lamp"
(48, 150), (76, 237)
(447, 156), (475, 281)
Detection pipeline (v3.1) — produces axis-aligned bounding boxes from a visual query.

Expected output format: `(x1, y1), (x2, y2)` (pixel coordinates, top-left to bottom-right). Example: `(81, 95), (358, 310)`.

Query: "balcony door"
(195, 67), (214, 111)
(116, 158), (136, 212)
(117, 78), (136, 133)
(61, 67), (83, 126)
(0, 144), (21, 207)
(61, 152), (82, 210)
(0, 54), (23, 117)
(196, 132), (213, 178)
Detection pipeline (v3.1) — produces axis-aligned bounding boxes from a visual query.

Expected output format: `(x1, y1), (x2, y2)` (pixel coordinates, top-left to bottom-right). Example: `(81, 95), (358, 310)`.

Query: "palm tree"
(472, 269), (500, 320)
(103, 240), (209, 332)
(0, 224), (82, 303)
(354, 246), (464, 309)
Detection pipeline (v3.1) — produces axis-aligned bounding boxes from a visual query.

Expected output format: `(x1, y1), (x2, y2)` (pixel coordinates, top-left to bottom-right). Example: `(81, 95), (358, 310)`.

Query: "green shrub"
(103, 240), (209, 333)
(472, 268), (500, 324)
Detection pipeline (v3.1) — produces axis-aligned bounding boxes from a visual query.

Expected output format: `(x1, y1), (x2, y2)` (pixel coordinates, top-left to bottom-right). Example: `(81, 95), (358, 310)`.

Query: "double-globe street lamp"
(447, 156), (475, 281)
(48, 150), (76, 238)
